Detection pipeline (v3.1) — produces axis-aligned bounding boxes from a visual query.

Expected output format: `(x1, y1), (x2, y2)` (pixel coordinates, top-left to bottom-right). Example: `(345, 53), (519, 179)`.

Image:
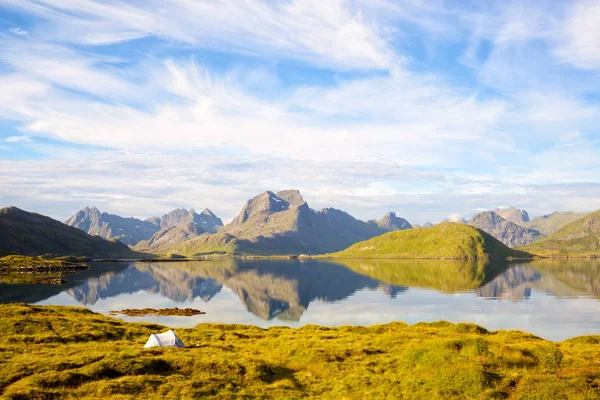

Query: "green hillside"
(0, 207), (143, 258)
(522, 211), (589, 236)
(329, 223), (532, 259)
(519, 210), (600, 257)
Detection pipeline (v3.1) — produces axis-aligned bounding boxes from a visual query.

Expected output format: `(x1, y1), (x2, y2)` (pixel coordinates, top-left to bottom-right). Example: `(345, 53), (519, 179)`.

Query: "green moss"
(329, 223), (532, 259)
(1, 305), (600, 399)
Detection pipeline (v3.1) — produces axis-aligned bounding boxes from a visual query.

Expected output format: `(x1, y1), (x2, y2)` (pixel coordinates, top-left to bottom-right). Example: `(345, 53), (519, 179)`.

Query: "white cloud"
(6, 136), (32, 143)
(8, 27), (28, 36)
(556, 0), (600, 69)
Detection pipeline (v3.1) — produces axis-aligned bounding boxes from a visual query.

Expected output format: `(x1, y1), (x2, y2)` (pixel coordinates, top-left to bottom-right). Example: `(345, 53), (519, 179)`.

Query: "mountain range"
(160, 190), (412, 256)
(65, 206), (223, 247)
(2, 190), (596, 258)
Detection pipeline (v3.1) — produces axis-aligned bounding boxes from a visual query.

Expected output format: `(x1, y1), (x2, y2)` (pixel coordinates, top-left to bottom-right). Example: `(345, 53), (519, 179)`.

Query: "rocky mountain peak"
(275, 190), (305, 207)
(467, 211), (542, 247)
(378, 212), (412, 231)
(229, 190), (295, 226)
(494, 207), (530, 224)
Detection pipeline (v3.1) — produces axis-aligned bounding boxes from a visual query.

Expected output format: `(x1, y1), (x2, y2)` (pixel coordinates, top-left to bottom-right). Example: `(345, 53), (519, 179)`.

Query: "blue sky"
(0, 0), (599, 224)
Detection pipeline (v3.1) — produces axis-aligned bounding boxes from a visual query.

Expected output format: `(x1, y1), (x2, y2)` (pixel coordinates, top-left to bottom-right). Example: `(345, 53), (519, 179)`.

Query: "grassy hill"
(0, 207), (144, 258)
(522, 211), (590, 236)
(1, 304), (600, 399)
(329, 223), (532, 259)
(519, 210), (600, 257)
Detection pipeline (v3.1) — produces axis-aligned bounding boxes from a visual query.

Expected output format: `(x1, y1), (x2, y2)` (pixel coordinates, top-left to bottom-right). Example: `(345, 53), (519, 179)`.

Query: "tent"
(143, 330), (185, 348)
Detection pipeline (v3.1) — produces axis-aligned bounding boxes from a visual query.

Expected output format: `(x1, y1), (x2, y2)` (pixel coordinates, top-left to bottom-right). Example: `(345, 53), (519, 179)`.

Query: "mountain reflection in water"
(1, 258), (599, 340)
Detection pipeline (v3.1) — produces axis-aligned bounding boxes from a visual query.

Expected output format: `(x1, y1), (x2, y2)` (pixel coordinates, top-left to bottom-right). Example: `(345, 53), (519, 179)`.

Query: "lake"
(1, 258), (599, 341)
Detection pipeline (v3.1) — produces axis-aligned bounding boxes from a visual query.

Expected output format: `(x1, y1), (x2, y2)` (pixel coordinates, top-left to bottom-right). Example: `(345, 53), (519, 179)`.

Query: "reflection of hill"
(332, 259), (508, 293)
(62, 260), (406, 321)
(528, 260), (600, 299)
(477, 260), (600, 302)
(68, 262), (227, 305)
(225, 260), (401, 320)
(0, 263), (129, 304)
(477, 265), (540, 301)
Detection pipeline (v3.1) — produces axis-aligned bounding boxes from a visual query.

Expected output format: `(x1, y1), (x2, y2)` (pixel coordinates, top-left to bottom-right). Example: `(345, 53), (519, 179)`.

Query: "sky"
(0, 0), (599, 224)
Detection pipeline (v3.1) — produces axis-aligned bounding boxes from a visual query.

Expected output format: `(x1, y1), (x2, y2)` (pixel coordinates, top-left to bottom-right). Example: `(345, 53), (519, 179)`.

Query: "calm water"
(1, 258), (599, 340)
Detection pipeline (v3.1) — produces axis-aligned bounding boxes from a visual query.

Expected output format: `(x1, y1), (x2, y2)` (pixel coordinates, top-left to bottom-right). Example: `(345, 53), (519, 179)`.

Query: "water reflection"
(1, 258), (599, 340)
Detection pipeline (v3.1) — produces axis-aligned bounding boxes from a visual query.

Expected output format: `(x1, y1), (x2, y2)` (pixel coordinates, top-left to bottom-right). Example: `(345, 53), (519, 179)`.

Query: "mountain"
(374, 212), (412, 231)
(164, 190), (388, 256)
(423, 222), (433, 228)
(494, 207), (529, 225)
(518, 210), (600, 257)
(0, 207), (142, 258)
(134, 222), (207, 252)
(146, 208), (223, 233)
(329, 222), (532, 259)
(467, 211), (543, 247)
(443, 214), (466, 224)
(66, 207), (223, 247)
(65, 207), (158, 246)
(522, 211), (589, 236)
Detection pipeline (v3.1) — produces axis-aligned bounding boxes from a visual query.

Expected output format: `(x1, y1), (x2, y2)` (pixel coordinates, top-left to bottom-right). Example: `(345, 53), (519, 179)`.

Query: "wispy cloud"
(6, 136), (32, 142)
(0, 0), (598, 221)
(1, 0), (394, 70)
(8, 27), (28, 36)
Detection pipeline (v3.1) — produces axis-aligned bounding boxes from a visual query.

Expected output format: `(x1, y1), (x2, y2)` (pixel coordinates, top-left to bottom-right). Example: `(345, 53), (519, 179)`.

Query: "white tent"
(143, 330), (185, 348)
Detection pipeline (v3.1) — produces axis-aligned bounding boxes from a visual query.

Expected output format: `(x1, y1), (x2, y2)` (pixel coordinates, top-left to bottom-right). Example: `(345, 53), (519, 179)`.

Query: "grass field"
(1, 305), (599, 399)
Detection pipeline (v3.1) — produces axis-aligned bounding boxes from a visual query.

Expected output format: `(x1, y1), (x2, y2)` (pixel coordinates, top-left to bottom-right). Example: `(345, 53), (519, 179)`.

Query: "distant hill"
(66, 207), (223, 246)
(494, 207), (529, 225)
(522, 211), (589, 236)
(373, 212), (412, 231)
(0, 207), (142, 258)
(518, 210), (600, 257)
(65, 207), (158, 246)
(162, 190), (391, 256)
(328, 222), (532, 259)
(467, 211), (543, 247)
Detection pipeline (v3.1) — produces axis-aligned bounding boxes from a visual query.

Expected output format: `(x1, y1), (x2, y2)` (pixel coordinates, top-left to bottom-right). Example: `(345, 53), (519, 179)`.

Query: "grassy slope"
(332, 259), (508, 293)
(329, 223), (531, 259)
(1, 305), (599, 399)
(0, 255), (74, 268)
(523, 211), (590, 236)
(0, 207), (143, 259)
(519, 210), (600, 257)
